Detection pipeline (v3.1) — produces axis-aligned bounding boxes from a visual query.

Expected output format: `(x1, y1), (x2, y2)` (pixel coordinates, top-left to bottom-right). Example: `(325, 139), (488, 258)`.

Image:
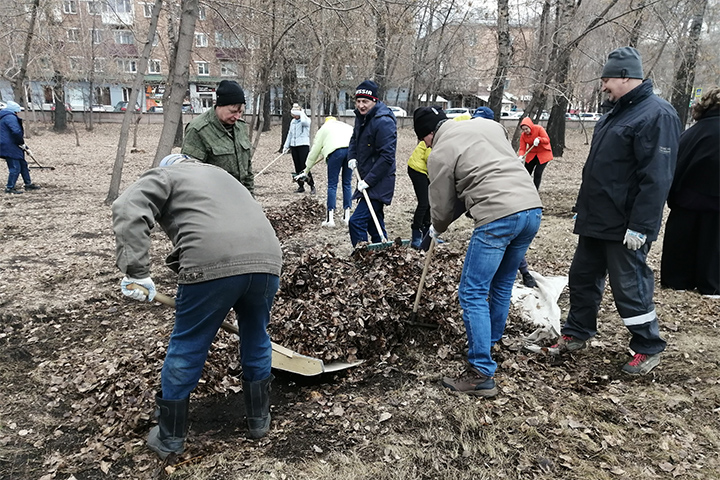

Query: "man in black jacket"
(552, 47), (681, 375)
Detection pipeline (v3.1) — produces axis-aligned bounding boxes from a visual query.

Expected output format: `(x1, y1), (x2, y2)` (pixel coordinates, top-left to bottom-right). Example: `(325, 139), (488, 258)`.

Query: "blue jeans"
(326, 148), (352, 211)
(459, 208), (542, 377)
(5, 157), (32, 189)
(348, 197), (387, 246)
(161, 273), (279, 400)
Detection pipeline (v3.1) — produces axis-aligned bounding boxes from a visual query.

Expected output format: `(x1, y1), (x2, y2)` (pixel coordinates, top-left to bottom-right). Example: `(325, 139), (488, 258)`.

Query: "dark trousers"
(407, 166), (430, 231)
(291, 145), (314, 186)
(348, 197), (386, 246)
(661, 207), (720, 295)
(525, 156), (547, 190)
(562, 236), (666, 355)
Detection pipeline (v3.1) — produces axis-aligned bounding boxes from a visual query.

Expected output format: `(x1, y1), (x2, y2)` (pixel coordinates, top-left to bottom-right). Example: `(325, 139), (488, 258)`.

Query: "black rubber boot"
(146, 393), (189, 459)
(410, 228), (423, 249)
(294, 179), (305, 193)
(243, 374), (274, 439)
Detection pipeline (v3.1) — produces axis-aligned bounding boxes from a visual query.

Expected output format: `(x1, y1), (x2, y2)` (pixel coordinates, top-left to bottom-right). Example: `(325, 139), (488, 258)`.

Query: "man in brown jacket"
(415, 108), (543, 397)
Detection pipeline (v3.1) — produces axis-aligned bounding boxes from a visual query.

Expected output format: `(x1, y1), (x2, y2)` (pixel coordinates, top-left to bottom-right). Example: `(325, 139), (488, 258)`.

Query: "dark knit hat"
(216, 80), (246, 106)
(601, 47), (644, 79)
(472, 106), (494, 120)
(355, 80), (379, 101)
(413, 106), (447, 140)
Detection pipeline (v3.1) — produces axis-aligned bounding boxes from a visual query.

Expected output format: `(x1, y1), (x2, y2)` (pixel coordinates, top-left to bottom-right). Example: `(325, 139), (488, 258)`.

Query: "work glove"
(347, 159), (357, 170)
(533, 137), (540, 147)
(293, 171), (308, 182)
(282, 148), (290, 155)
(518, 155), (524, 162)
(120, 276), (156, 302)
(419, 225), (440, 252)
(623, 229), (647, 251)
(357, 179), (369, 191)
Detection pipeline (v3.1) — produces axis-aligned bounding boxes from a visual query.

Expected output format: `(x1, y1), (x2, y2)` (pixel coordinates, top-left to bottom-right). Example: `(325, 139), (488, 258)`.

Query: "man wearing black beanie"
(182, 80), (254, 194)
(346, 79), (398, 246)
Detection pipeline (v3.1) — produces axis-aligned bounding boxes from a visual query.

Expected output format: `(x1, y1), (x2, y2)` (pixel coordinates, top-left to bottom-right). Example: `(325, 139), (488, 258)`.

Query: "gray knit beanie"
(601, 47), (644, 79)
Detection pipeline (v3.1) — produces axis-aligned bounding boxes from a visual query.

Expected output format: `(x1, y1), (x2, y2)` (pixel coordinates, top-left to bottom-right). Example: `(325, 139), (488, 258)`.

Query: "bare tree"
(487, 0), (512, 119)
(106, 0), (164, 204)
(670, 0), (708, 126)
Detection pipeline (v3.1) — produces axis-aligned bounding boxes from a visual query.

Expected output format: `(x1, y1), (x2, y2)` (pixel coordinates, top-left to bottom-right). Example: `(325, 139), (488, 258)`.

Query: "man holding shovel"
(346, 80), (397, 246)
(1, 101), (40, 194)
(111, 154), (282, 458)
(417, 110), (542, 397)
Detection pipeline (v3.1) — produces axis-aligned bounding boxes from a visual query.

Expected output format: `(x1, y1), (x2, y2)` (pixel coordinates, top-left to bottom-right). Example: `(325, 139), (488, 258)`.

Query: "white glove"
(121, 276), (156, 302)
(347, 159), (357, 170)
(282, 148), (290, 155)
(294, 172), (308, 182)
(20, 144), (29, 151)
(428, 225), (440, 239)
(357, 179), (369, 191)
(518, 155), (524, 162)
(533, 137), (540, 147)
(623, 229), (647, 251)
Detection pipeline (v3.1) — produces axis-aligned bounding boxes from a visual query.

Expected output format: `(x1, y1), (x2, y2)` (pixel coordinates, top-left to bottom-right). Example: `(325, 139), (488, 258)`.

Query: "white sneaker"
(342, 208), (351, 225)
(322, 210), (335, 228)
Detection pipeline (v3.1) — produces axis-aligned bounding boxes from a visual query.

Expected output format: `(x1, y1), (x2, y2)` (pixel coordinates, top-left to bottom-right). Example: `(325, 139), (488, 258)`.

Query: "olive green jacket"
(181, 107), (254, 194)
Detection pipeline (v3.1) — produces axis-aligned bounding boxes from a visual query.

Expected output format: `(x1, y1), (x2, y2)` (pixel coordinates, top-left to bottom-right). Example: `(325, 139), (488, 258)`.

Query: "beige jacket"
(112, 161), (282, 284)
(428, 119), (542, 233)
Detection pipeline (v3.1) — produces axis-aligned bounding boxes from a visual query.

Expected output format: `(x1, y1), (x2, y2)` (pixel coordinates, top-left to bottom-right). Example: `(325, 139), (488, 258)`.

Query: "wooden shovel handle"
(412, 238), (436, 314)
(126, 283), (239, 335)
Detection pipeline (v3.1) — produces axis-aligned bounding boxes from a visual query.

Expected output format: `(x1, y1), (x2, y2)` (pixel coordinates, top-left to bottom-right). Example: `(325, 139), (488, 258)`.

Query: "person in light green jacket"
(295, 116), (353, 227)
(181, 80), (254, 195)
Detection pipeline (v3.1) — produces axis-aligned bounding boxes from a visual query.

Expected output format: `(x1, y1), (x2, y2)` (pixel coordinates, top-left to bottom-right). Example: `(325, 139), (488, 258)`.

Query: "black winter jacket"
(574, 80), (681, 242)
(667, 108), (719, 212)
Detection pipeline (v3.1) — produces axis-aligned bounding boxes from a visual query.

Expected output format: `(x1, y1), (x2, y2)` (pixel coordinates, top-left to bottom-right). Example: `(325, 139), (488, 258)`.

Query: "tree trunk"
(488, 0), (512, 120)
(373, 7), (387, 97)
(280, 57), (298, 152)
(152, 0), (198, 167)
(670, 0), (708, 127)
(105, 0), (164, 204)
(12, 0), (40, 105)
(53, 73), (67, 133)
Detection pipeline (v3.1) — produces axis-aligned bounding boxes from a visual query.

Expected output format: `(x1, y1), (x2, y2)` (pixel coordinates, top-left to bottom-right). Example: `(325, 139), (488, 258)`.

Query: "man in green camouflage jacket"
(181, 80), (254, 195)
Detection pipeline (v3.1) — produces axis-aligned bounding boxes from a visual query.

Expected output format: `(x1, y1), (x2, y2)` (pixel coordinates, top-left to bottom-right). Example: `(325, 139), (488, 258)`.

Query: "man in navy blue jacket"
(346, 80), (397, 246)
(1, 101), (39, 194)
(553, 47), (681, 375)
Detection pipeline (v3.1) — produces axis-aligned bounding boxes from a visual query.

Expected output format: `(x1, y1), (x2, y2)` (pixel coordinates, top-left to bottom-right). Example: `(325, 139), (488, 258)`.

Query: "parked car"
(114, 101), (141, 112)
(501, 110), (524, 119)
(86, 104), (106, 112)
(388, 106), (407, 117)
(445, 107), (470, 119)
(565, 112), (579, 121)
(578, 112), (601, 121)
(148, 106), (163, 113)
(539, 111), (550, 120)
(182, 103), (193, 113)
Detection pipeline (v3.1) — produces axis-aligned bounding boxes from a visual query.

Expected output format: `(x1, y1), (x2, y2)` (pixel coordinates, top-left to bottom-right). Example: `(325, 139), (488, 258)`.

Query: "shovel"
(353, 168), (397, 251)
(127, 284), (363, 376)
(23, 146), (55, 170)
(520, 144), (535, 162)
(407, 238), (439, 328)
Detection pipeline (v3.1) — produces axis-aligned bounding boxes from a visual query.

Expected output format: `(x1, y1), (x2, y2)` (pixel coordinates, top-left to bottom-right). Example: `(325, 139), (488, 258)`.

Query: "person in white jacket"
(283, 103), (315, 194)
(295, 116), (353, 227)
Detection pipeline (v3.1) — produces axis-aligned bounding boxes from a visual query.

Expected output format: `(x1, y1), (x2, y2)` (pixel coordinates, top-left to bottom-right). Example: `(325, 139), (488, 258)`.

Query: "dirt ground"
(0, 118), (718, 480)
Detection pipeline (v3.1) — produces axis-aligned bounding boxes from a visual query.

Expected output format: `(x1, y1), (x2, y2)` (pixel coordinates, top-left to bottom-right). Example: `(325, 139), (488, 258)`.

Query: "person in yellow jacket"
(408, 106), (449, 248)
(295, 116), (353, 227)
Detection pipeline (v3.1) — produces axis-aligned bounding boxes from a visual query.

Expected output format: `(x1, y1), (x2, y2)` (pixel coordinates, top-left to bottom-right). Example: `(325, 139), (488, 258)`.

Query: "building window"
(220, 61), (237, 77)
(296, 64), (306, 79)
(87, 1), (102, 15)
(195, 33), (208, 47)
(94, 58), (105, 73)
(69, 57), (83, 71)
(91, 29), (102, 44)
(198, 6), (206, 20)
(215, 31), (241, 48)
(148, 59), (161, 74)
(67, 28), (80, 42)
(117, 59), (137, 73)
(114, 30), (134, 45)
(196, 62), (209, 76)
(108, 0), (132, 14)
(63, 0), (78, 14)
(142, 3), (154, 17)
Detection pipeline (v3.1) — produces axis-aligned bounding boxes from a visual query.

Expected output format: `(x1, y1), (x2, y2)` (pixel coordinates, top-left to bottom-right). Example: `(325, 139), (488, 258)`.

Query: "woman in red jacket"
(519, 117), (553, 190)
